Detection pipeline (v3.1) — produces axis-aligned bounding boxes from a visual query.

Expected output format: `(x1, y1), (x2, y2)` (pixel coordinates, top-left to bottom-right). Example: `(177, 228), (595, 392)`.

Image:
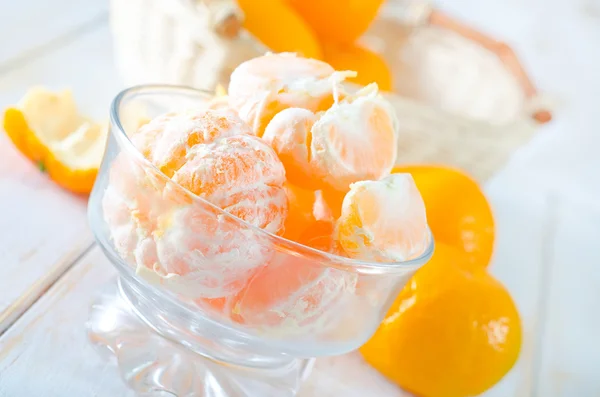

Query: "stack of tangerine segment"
(102, 52), (430, 333)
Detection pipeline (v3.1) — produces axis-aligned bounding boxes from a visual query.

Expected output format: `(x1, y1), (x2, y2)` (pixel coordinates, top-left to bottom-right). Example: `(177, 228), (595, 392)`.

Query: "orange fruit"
(3, 87), (108, 194)
(393, 165), (495, 267)
(335, 173), (430, 262)
(360, 243), (522, 397)
(237, 0), (322, 59)
(323, 42), (393, 91)
(228, 52), (350, 137)
(263, 85), (398, 192)
(287, 0), (385, 44)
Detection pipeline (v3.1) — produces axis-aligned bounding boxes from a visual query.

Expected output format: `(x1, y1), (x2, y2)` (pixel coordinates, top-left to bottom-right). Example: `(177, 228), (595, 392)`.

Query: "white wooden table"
(0, 1), (599, 396)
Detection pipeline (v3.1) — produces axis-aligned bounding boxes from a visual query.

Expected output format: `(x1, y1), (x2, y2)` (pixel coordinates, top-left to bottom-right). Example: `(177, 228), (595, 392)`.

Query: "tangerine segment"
(360, 243), (522, 397)
(172, 134), (287, 234)
(102, 155), (159, 266)
(287, 0), (385, 44)
(282, 182), (332, 242)
(131, 108), (252, 177)
(297, 219), (335, 253)
(322, 42), (393, 91)
(228, 53), (347, 137)
(231, 252), (357, 329)
(393, 165), (495, 267)
(310, 90), (398, 192)
(236, 0), (322, 60)
(263, 107), (318, 189)
(335, 173), (429, 262)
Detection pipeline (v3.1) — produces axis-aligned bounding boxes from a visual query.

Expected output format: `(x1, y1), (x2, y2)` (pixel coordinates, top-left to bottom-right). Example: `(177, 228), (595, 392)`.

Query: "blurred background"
(0, 0), (599, 396)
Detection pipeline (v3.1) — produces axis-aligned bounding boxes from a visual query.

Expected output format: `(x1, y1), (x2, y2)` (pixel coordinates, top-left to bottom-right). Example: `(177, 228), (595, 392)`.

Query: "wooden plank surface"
(1, 0), (600, 395)
(0, 0), (107, 70)
(0, 188), (557, 397)
(535, 196), (600, 397)
(0, 248), (131, 397)
(0, 23), (121, 333)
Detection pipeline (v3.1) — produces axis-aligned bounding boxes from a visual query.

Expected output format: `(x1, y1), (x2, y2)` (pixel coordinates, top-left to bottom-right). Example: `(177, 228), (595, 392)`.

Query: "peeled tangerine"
(262, 84), (398, 193)
(230, 251), (356, 331)
(228, 52), (351, 138)
(335, 173), (430, 262)
(104, 108), (288, 299)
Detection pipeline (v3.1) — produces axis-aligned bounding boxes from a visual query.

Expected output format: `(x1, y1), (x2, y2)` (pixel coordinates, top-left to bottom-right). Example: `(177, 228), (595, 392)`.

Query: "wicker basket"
(109, 0), (549, 182)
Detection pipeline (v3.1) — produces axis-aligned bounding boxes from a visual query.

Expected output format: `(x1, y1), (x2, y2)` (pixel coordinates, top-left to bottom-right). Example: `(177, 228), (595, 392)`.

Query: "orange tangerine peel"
(335, 173), (430, 262)
(3, 87), (107, 194)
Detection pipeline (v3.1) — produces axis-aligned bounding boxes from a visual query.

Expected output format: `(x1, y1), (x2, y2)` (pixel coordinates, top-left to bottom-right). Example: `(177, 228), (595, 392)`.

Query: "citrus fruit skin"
(360, 243), (522, 397)
(237, 0), (323, 60)
(3, 88), (108, 194)
(393, 165), (495, 268)
(335, 173), (430, 262)
(323, 42), (393, 91)
(287, 0), (385, 44)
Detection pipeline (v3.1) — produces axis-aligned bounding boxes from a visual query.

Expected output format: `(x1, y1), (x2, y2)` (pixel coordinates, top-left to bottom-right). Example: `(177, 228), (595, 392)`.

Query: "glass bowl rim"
(109, 84), (434, 272)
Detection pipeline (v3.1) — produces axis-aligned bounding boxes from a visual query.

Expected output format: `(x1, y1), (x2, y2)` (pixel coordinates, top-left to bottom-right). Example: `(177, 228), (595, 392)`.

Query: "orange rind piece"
(263, 84), (398, 192)
(335, 173), (430, 262)
(3, 87), (108, 194)
(228, 52), (352, 137)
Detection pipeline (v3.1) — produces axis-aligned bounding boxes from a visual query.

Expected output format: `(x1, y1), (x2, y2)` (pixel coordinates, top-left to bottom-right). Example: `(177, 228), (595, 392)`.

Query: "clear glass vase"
(87, 85), (434, 397)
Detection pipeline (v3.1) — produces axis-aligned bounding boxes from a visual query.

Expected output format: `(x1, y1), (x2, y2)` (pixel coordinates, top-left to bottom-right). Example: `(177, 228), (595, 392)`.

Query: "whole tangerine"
(360, 243), (522, 397)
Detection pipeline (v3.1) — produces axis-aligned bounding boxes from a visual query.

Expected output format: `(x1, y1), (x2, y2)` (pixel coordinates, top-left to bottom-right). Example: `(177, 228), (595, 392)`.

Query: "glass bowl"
(87, 85), (434, 396)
